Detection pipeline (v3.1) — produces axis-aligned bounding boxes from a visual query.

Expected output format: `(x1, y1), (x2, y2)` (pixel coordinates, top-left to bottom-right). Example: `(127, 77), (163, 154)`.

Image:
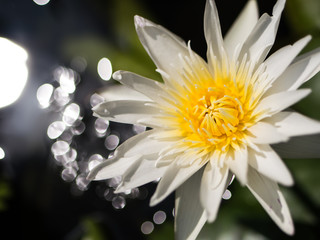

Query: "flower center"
(193, 90), (244, 137)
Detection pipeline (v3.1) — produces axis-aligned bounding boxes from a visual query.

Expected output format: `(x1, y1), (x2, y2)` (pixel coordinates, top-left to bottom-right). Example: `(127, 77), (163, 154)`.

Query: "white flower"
(89, 0), (320, 239)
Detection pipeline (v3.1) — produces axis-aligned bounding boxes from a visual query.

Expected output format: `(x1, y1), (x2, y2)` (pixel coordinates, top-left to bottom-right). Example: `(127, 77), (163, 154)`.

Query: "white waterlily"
(88, 0), (320, 239)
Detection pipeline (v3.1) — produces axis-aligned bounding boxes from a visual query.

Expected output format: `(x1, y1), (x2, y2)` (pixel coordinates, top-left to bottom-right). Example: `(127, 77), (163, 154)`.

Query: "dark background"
(0, 0), (320, 239)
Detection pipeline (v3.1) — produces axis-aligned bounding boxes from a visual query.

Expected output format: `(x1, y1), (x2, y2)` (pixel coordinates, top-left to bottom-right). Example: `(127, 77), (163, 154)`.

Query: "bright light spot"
(33, 0), (50, 6)
(63, 103), (80, 126)
(59, 69), (76, 94)
(47, 121), (66, 139)
(222, 189), (232, 200)
(0, 38), (28, 108)
(141, 221), (154, 235)
(88, 154), (104, 171)
(51, 140), (70, 156)
(105, 134), (120, 150)
(37, 84), (54, 108)
(153, 211), (166, 224)
(97, 58), (112, 81)
(0, 147), (5, 159)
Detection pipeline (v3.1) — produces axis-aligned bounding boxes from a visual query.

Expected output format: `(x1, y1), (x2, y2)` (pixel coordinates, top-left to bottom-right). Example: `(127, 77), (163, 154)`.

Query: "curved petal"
(247, 167), (294, 235)
(150, 158), (206, 206)
(200, 161), (229, 222)
(248, 144), (293, 186)
(265, 111), (320, 137)
(226, 146), (248, 185)
(272, 134), (320, 159)
(224, 0), (259, 58)
(115, 154), (167, 193)
(113, 70), (167, 103)
(263, 36), (311, 84)
(97, 84), (151, 102)
(134, 15), (189, 84)
(247, 121), (289, 144)
(253, 89), (311, 118)
(93, 100), (159, 125)
(87, 130), (168, 180)
(175, 168), (207, 240)
(240, 0), (285, 65)
(204, 0), (225, 62)
(268, 47), (320, 95)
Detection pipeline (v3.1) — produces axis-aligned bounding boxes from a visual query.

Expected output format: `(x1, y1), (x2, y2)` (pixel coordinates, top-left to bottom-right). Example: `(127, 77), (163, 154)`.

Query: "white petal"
(224, 0), (259, 58)
(253, 89), (311, 118)
(240, 0), (285, 65)
(134, 15), (189, 83)
(150, 159), (206, 206)
(272, 134), (320, 159)
(264, 36), (311, 83)
(87, 155), (140, 181)
(115, 154), (167, 193)
(268, 47), (320, 95)
(113, 70), (166, 103)
(247, 167), (294, 235)
(87, 130), (168, 180)
(204, 0), (225, 61)
(247, 121), (289, 144)
(265, 111), (320, 137)
(248, 144), (293, 186)
(226, 146), (248, 185)
(175, 169), (207, 240)
(97, 84), (151, 102)
(200, 161), (229, 222)
(93, 100), (159, 125)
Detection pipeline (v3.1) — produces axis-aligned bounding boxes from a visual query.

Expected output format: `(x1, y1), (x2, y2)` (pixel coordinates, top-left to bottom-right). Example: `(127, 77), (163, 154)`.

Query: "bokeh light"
(0, 147), (5, 159)
(0, 38), (28, 109)
(97, 57), (112, 81)
(33, 0), (50, 6)
(141, 221), (154, 235)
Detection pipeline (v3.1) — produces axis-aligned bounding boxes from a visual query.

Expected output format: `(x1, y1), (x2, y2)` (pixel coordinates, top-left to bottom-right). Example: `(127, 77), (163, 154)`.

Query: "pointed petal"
(200, 161), (229, 222)
(224, 0), (259, 58)
(272, 134), (320, 159)
(268, 47), (320, 95)
(87, 130), (168, 180)
(87, 155), (139, 181)
(175, 169), (207, 240)
(240, 0), (285, 65)
(204, 0), (225, 62)
(247, 167), (294, 235)
(93, 100), (159, 125)
(97, 84), (151, 102)
(248, 144), (293, 186)
(226, 146), (248, 185)
(113, 70), (166, 103)
(115, 154), (167, 193)
(265, 111), (320, 137)
(264, 36), (311, 83)
(253, 89), (311, 118)
(247, 121), (289, 144)
(150, 159), (206, 206)
(134, 15), (189, 83)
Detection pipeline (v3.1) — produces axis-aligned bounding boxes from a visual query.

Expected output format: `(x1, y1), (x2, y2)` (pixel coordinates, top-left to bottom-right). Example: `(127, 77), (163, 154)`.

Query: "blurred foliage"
(0, 179), (11, 211)
(81, 218), (106, 240)
(63, 0), (161, 82)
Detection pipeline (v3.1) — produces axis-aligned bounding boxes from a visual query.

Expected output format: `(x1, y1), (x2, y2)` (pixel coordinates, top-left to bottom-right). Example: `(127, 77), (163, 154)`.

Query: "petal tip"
(134, 15), (148, 28)
(112, 71), (122, 81)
